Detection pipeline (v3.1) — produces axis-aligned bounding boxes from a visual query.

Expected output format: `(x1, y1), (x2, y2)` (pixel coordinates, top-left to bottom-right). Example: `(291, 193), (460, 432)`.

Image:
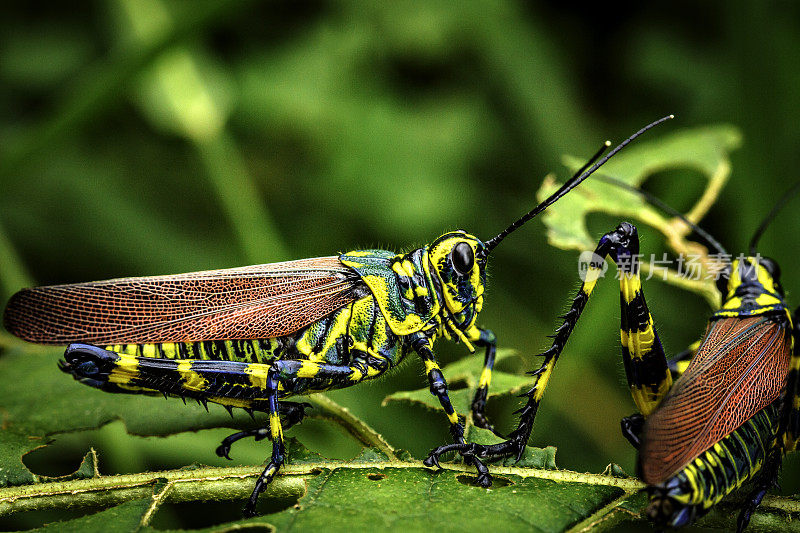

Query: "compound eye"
(760, 257), (781, 279)
(715, 272), (730, 296)
(451, 242), (475, 276)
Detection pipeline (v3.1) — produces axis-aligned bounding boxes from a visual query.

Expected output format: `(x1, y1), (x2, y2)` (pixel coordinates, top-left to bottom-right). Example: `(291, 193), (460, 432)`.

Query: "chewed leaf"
(538, 124), (741, 251)
(32, 498), (153, 532)
(38, 449), (99, 483)
(0, 345), (258, 486)
(382, 350), (530, 416)
(235, 465), (627, 532)
(468, 427), (558, 469)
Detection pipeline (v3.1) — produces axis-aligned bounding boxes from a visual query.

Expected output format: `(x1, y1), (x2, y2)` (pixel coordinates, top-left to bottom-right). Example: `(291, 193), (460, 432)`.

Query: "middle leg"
(424, 222), (672, 465)
(469, 328), (499, 434)
(411, 334), (491, 486)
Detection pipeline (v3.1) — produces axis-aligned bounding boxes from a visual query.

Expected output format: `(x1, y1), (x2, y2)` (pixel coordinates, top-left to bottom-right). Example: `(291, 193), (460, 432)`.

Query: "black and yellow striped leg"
(623, 339), (701, 449)
(470, 329), (498, 434)
(668, 340), (700, 378)
(424, 223), (671, 465)
(216, 402), (312, 460)
(622, 339), (701, 449)
(412, 336), (491, 486)
(245, 366), (283, 517)
(244, 358), (382, 516)
(60, 347), (379, 516)
(736, 447), (782, 533)
(616, 227), (670, 417)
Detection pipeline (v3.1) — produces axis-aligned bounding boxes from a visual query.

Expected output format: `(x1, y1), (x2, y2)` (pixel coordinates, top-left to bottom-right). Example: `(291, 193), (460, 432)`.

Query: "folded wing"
(3, 257), (362, 345)
(640, 315), (792, 484)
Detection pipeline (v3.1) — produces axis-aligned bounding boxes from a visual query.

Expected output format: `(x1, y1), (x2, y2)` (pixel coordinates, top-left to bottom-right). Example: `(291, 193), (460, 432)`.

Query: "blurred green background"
(2, 0), (800, 530)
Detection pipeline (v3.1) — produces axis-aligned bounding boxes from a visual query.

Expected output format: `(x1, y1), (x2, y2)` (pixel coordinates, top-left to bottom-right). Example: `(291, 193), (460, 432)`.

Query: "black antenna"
(749, 180), (800, 255)
(594, 174), (728, 256)
(572, 139), (612, 181)
(484, 115), (674, 252)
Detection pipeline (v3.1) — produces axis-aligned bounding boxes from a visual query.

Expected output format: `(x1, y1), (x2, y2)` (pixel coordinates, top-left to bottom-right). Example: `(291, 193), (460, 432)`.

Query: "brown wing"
(640, 315), (792, 484)
(3, 257), (362, 345)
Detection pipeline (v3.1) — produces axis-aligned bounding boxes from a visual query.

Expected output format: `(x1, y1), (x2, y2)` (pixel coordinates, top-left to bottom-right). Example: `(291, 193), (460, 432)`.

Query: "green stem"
(195, 132), (290, 264)
(0, 461), (640, 517)
(2, 460), (798, 525)
(0, 0), (254, 179)
(139, 480), (174, 527)
(306, 395), (398, 460)
(0, 465), (304, 517)
(566, 491), (642, 533)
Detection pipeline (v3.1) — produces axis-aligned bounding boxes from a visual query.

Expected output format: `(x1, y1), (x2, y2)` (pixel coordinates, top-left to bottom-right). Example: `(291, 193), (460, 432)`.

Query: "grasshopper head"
(422, 118), (675, 333)
(422, 117), (674, 334)
(718, 256), (784, 301)
(426, 231), (487, 330)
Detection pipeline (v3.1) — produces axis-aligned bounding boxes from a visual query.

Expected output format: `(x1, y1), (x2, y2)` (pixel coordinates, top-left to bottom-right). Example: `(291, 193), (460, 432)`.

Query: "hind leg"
(425, 223), (672, 466)
(61, 344), (385, 515)
(620, 340), (701, 449)
(736, 448), (782, 533)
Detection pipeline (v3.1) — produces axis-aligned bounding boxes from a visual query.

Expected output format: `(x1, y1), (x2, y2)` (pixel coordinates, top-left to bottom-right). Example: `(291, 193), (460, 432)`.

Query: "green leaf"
(253, 466), (625, 532)
(2, 340), (799, 530)
(0, 346), (251, 486)
(0, 344), (392, 487)
(539, 124), (741, 252)
(32, 499), (152, 532)
(467, 427), (559, 469)
(6, 462), (798, 532)
(537, 125), (742, 306)
(382, 349), (530, 420)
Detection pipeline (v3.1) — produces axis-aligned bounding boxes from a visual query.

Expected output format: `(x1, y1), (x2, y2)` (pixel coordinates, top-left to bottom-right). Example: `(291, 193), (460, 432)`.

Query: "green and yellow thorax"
(340, 231), (487, 348)
(713, 257), (789, 320)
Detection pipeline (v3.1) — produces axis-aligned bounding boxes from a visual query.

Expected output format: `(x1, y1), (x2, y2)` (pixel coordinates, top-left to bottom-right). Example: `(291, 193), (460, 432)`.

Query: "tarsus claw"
(216, 445), (232, 460)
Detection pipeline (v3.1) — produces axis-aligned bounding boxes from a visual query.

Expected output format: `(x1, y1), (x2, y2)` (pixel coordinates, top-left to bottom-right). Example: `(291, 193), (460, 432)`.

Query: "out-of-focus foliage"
(2, 1), (800, 531)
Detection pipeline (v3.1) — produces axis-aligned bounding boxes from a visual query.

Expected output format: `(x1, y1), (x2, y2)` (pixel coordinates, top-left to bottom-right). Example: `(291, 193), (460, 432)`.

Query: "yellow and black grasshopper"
(425, 176), (800, 531)
(1, 117), (669, 516)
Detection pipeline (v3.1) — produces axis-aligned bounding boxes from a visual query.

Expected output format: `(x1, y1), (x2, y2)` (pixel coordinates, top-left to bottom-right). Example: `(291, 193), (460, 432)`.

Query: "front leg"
(411, 336), (491, 487)
(426, 222), (672, 467)
(469, 328), (500, 434)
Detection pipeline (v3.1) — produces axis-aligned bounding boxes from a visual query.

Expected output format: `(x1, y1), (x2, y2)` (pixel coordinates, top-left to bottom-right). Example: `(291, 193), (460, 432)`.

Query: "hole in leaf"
(0, 504), (107, 531)
(456, 474), (513, 488)
(639, 168), (707, 214)
(488, 475), (513, 488)
(367, 472), (386, 481)
(446, 377), (468, 391)
(151, 499), (289, 529)
(23, 417), (363, 480)
(22, 421), (272, 477)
